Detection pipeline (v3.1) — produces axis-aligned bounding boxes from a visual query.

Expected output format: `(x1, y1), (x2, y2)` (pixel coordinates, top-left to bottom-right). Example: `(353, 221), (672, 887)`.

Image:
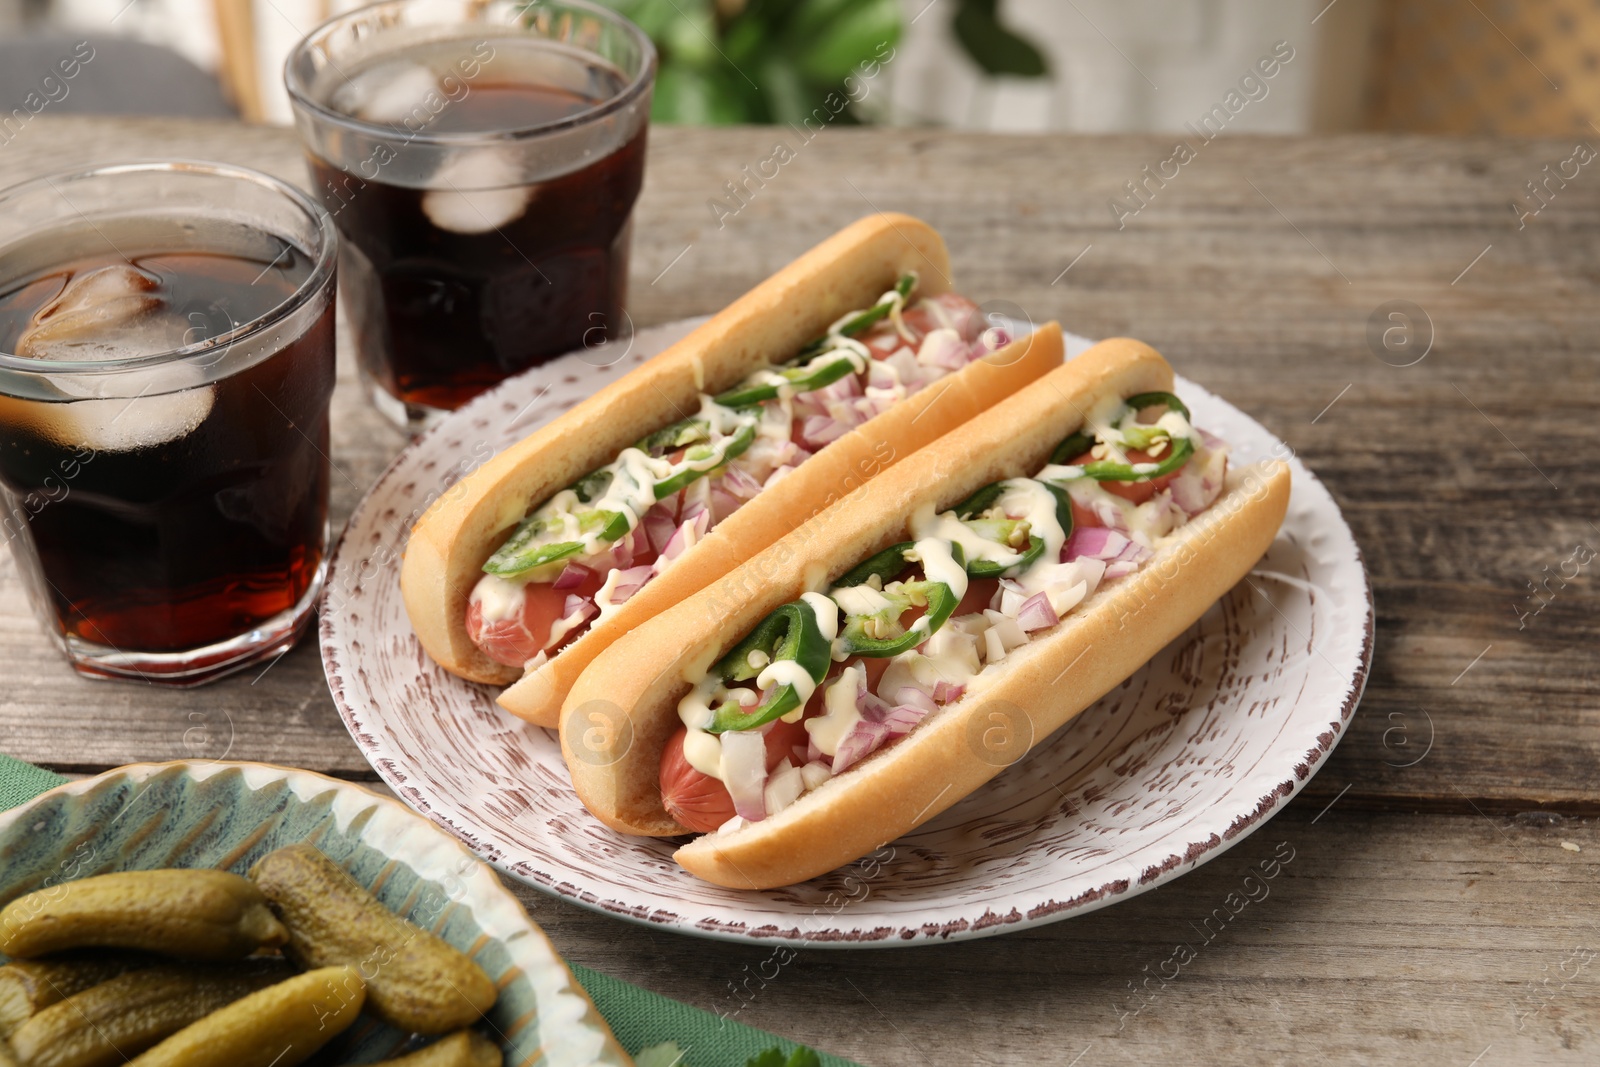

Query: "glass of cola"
(286, 0), (656, 432)
(0, 162), (338, 685)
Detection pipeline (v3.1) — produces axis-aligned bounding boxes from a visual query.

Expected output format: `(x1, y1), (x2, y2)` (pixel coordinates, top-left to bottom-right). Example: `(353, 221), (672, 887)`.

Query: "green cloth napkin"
(0, 753), (853, 1067)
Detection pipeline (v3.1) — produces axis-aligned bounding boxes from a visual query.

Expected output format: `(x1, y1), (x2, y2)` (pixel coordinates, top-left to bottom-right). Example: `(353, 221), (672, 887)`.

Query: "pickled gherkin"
(8, 960), (291, 1067)
(0, 870), (286, 961)
(370, 1031), (503, 1067)
(0, 956), (148, 1037)
(249, 845), (496, 1034)
(125, 966), (365, 1067)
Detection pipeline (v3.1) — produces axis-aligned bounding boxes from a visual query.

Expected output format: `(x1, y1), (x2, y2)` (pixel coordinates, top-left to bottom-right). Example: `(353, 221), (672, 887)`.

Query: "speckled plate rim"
(0, 759), (630, 1063)
(319, 322), (1374, 947)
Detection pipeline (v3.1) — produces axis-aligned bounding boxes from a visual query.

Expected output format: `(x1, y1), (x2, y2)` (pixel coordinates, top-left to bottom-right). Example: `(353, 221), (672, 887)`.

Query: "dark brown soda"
(309, 76), (647, 412)
(0, 232), (334, 655)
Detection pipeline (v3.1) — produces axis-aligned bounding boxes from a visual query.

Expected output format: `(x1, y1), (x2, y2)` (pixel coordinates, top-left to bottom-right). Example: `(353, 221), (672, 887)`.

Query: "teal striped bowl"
(0, 760), (631, 1067)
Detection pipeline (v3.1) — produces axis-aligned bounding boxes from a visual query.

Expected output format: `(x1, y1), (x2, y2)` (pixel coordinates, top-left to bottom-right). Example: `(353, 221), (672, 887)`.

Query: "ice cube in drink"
(0, 214), (335, 673)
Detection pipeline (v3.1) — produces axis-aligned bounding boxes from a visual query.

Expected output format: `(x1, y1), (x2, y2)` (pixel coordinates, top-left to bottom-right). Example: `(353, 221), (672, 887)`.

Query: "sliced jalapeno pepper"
(834, 581), (961, 658)
(707, 600), (832, 733)
(830, 541), (966, 658)
(714, 352), (859, 407)
(484, 508), (631, 577)
(652, 420), (757, 499)
(792, 272), (917, 363)
(570, 466), (612, 504)
(833, 540), (917, 589)
(1048, 431), (1096, 466)
(949, 481), (1073, 579)
(1047, 391), (1195, 481)
(636, 414), (712, 458)
(1070, 437), (1194, 482)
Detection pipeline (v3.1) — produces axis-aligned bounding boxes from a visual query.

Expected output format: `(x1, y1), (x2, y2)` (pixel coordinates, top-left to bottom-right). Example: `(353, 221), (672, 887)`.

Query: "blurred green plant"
(598, 0), (901, 124)
(596, 0), (1048, 125)
(952, 0), (1048, 77)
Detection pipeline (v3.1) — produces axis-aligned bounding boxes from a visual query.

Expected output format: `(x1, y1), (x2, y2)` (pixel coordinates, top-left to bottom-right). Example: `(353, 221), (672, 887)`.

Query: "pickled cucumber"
(0, 871), (287, 960)
(125, 966), (364, 1067)
(0, 957), (147, 1036)
(9, 960), (292, 1067)
(249, 846), (496, 1034)
(370, 1032), (503, 1067)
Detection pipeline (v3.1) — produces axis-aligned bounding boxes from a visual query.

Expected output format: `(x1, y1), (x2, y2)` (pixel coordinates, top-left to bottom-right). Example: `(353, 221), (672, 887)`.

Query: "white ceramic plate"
(320, 321), (1372, 946)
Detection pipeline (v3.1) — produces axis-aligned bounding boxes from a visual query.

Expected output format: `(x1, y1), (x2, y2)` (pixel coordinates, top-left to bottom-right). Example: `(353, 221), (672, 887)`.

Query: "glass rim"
(0, 159), (338, 377)
(284, 0), (658, 148)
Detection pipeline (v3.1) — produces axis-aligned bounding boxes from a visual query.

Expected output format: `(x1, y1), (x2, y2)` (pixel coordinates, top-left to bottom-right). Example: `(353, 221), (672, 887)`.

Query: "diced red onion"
(881, 705), (928, 737)
(610, 526), (648, 570)
(885, 349), (922, 382)
(916, 328), (969, 372)
(1169, 447), (1228, 516)
(719, 464), (764, 501)
(807, 737), (824, 764)
(1064, 527), (1115, 559)
(1016, 592), (1059, 632)
(832, 720), (892, 775)
(867, 391), (899, 415)
(815, 371), (863, 402)
(799, 760), (832, 791)
(720, 730), (768, 822)
(976, 326), (1010, 354)
(552, 562), (594, 590)
(998, 577), (1028, 616)
(656, 510), (711, 568)
(643, 505), (678, 554)
(866, 361), (900, 391)
(546, 596), (598, 649)
(895, 687), (937, 714)
(800, 414), (852, 448)
(858, 688), (893, 723)
(608, 565), (654, 605)
(709, 484), (742, 524)
(931, 680), (965, 704)
(1065, 527), (1150, 568)
(764, 762), (804, 816)
(830, 398), (869, 427)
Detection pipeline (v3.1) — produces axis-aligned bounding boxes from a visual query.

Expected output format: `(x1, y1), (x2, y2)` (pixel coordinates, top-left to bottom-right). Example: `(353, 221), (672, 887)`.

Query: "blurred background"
(1, 0), (1598, 135)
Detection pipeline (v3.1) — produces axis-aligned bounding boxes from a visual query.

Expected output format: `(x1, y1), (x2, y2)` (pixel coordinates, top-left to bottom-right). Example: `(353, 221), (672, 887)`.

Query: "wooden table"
(3, 117), (1598, 1066)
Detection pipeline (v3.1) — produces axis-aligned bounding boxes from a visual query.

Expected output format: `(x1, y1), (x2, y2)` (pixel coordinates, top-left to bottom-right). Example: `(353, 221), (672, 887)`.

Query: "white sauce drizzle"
(805, 664), (864, 757)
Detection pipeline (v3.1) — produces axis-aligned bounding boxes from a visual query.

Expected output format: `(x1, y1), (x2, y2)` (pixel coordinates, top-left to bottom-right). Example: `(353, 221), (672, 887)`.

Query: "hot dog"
(559, 339), (1291, 889)
(399, 214), (1064, 727)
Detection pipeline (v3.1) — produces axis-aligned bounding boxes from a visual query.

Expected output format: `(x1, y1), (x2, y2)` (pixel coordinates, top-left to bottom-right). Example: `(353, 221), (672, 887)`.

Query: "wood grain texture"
(0, 117), (1595, 1066)
(514, 797), (1600, 1066)
(2, 119), (1594, 815)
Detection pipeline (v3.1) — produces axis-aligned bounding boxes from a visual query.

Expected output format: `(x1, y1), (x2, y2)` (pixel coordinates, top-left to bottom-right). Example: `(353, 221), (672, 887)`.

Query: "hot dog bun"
(400, 213), (1063, 727)
(560, 340), (1291, 887)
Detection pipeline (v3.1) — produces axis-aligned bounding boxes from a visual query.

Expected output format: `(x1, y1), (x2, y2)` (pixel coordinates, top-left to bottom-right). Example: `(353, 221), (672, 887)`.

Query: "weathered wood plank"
(0, 118), (1596, 816)
(518, 799), (1600, 1066)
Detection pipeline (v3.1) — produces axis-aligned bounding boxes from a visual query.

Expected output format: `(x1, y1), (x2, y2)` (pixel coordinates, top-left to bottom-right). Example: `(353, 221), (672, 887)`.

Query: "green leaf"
(744, 1047), (820, 1067)
(663, 6), (721, 67)
(952, 0), (1049, 77)
(651, 62), (752, 124)
(793, 0), (901, 83)
(757, 55), (809, 125)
